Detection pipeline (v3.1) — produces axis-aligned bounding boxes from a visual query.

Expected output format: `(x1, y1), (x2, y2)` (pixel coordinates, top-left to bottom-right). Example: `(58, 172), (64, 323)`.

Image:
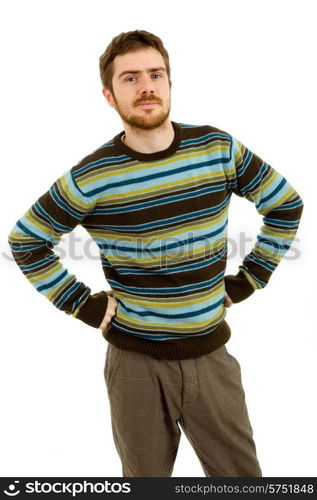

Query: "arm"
(8, 169), (109, 328)
(224, 136), (304, 303)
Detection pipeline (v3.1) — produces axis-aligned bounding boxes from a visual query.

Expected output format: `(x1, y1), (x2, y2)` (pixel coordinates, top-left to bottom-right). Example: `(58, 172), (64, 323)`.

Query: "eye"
(151, 74), (162, 79)
(126, 76), (137, 82)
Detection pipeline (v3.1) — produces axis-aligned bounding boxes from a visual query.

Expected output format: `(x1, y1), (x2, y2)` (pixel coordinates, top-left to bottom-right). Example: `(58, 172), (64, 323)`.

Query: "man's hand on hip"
(99, 289), (233, 333)
(99, 292), (118, 332)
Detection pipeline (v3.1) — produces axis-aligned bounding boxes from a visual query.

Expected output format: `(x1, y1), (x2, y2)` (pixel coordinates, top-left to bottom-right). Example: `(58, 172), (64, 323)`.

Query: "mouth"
(137, 101), (159, 107)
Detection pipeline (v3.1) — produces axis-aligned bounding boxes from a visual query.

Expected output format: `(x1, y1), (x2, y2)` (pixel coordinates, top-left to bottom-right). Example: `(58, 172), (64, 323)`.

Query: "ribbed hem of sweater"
(224, 270), (255, 302)
(103, 320), (231, 360)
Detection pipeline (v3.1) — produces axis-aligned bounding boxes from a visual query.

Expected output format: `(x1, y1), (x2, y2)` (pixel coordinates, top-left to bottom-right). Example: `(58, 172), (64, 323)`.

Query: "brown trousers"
(104, 343), (262, 477)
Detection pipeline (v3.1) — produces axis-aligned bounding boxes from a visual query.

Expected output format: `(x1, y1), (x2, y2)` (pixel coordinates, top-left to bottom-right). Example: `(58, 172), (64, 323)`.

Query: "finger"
(99, 299), (118, 330)
(227, 294), (233, 306)
(99, 320), (109, 330)
(99, 312), (111, 330)
(224, 291), (233, 307)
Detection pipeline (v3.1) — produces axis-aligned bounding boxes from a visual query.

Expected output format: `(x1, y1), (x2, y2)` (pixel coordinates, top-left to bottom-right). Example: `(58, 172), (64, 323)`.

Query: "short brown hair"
(99, 30), (171, 93)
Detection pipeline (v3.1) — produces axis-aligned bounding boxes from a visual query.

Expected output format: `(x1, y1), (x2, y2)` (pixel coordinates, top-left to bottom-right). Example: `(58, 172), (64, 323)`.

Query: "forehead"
(112, 47), (166, 76)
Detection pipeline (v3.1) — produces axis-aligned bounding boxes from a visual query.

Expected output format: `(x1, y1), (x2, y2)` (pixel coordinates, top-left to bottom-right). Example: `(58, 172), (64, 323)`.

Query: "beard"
(112, 93), (171, 131)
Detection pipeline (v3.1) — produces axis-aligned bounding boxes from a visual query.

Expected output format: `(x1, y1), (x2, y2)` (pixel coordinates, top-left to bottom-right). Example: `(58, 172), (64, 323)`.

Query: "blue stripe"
(95, 139), (115, 150)
(180, 132), (230, 147)
(35, 201), (71, 232)
(55, 282), (83, 308)
(240, 163), (268, 195)
(235, 148), (253, 176)
(119, 298), (223, 319)
(20, 255), (58, 271)
(93, 185), (229, 215)
(93, 198), (228, 232)
(71, 290), (91, 313)
(257, 236), (290, 251)
(180, 123), (201, 128)
(246, 254), (276, 272)
(239, 265), (267, 287)
(74, 154), (129, 176)
(50, 185), (83, 220)
(107, 271), (224, 295)
(16, 220), (50, 243)
(111, 248), (227, 275)
(85, 157), (226, 196)
(277, 199), (303, 210)
(9, 242), (48, 252)
(263, 217), (300, 227)
(101, 221), (228, 254)
(111, 321), (220, 340)
(37, 269), (68, 292)
(258, 178), (287, 207)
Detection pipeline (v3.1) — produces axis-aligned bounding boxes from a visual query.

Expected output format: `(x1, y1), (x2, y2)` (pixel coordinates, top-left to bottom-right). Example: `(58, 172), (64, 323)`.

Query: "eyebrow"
(117, 67), (167, 79)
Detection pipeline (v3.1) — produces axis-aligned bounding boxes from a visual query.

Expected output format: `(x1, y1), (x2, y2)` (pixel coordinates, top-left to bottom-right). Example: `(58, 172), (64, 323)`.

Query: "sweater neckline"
(113, 121), (181, 162)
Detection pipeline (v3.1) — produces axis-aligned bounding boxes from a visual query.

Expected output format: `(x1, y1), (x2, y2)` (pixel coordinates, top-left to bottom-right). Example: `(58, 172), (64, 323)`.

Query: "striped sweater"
(8, 122), (304, 359)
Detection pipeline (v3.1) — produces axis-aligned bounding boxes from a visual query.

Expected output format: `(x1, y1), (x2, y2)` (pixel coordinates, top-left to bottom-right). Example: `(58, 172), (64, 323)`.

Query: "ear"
(102, 88), (116, 108)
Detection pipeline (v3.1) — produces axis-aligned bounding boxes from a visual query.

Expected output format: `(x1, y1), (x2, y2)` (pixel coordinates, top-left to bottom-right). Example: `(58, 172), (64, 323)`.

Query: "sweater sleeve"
(224, 135), (304, 303)
(8, 169), (108, 328)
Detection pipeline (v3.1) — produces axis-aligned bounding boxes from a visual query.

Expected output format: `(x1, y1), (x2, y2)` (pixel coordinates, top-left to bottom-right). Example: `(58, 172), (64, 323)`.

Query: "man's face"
(103, 47), (171, 131)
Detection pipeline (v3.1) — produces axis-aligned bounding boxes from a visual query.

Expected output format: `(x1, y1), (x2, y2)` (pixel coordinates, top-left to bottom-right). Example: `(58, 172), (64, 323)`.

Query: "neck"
(122, 119), (174, 154)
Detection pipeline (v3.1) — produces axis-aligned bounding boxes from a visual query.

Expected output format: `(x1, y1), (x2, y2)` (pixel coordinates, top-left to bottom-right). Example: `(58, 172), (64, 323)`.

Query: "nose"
(139, 74), (155, 95)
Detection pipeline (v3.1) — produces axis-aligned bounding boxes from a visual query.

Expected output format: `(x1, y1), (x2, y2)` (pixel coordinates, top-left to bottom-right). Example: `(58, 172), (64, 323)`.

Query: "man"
(8, 30), (303, 477)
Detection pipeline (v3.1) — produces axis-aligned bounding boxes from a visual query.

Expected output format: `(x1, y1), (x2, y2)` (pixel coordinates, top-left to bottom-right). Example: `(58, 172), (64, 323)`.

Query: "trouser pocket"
(104, 344), (122, 395)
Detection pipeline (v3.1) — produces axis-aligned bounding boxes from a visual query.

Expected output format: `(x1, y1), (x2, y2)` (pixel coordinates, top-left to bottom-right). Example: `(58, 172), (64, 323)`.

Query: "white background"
(1, 0), (316, 478)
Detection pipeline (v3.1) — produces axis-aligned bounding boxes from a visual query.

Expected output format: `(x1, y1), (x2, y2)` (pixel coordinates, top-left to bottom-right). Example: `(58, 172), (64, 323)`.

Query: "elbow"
(298, 196), (304, 217)
(8, 223), (19, 256)
(8, 228), (14, 249)
(295, 193), (304, 219)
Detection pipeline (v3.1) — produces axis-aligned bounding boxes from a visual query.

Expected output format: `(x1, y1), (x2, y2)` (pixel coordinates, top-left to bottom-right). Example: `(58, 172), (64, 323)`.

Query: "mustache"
(134, 95), (163, 105)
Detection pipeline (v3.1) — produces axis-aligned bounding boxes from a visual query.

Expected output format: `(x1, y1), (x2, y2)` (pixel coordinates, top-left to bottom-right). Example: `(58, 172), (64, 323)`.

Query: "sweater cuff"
(224, 270), (255, 303)
(74, 291), (108, 328)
